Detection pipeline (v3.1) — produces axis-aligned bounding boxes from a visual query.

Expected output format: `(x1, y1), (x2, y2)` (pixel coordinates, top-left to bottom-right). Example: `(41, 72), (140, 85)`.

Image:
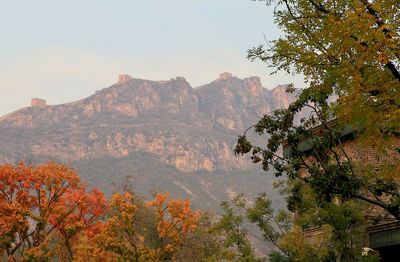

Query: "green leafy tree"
(250, 0), (399, 140)
(234, 1), (399, 260)
(281, 181), (367, 261)
(214, 196), (262, 262)
(236, 0), (400, 222)
(174, 213), (226, 262)
(224, 190), (370, 261)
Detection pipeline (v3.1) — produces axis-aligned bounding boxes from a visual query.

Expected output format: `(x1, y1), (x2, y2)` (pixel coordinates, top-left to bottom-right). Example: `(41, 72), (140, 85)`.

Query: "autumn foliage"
(0, 162), (107, 261)
(147, 192), (201, 260)
(92, 192), (201, 261)
(0, 162), (204, 261)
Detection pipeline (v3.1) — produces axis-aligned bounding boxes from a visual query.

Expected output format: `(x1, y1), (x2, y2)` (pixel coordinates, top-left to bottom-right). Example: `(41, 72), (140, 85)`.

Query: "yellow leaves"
(377, 52), (389, 64)
(93, 192), (201, 261)
(147, 193), (201, 260)
(108, 192), (137, 227)
(94, 191), (150, 260)
(278, 225), (332, 261)
(147, 193), (200, 240)
(1, 163), (205, 261)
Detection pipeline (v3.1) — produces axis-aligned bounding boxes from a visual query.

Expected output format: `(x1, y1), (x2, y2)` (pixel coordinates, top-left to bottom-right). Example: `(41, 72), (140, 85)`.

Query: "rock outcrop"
(0, 73), (299, 173)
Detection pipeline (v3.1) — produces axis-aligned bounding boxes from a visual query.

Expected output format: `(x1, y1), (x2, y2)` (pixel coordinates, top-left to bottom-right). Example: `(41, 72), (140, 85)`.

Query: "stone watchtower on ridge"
(219, 72), (232, 80)
(118, 74), (132, 84)
(31, 98), (47, 108)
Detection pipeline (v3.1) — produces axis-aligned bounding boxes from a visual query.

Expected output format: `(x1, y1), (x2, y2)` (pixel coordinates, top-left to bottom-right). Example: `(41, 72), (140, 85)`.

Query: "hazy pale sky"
(0, 0), (305, 116)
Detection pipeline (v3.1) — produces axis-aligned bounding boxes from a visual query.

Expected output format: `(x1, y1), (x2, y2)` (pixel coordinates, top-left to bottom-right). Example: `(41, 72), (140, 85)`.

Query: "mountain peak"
(0, 74), (301, 175)
(219, 72), (232, 80)
(243, 76), (263, 97)
(118, 74), (133, 84)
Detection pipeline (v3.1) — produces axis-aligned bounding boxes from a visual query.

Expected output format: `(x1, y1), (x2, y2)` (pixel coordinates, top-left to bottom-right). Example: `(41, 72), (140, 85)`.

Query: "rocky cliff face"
(0, 73), (298, 173)
(0, 73), (301, 223)
(0, 73), (299, 255)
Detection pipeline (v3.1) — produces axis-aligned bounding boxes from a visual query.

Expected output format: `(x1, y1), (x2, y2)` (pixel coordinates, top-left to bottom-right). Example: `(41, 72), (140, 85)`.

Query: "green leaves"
(214, 199), (259, 261)
(235, 0), (399, 260)
(216, 193), (293, 261)
(238, 0), (400, 221)
(246, 193), (291, 246)
(234, 135), (253, 156)
(254, 0), (400, 138)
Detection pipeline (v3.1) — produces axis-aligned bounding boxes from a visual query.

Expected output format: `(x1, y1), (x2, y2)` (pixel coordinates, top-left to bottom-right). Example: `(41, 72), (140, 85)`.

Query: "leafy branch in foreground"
(239, 0), (400, 221)
(234, 1), (399, 260)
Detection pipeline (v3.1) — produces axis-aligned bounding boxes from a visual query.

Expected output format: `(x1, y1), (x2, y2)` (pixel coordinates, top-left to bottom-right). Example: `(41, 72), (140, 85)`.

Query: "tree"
(1, 163), (223, 261)
(146, 192), (201, 261)
(0, 162), (107, 261)
(234, 1), (399, 260)
(219, 190), (378, 261)
(174, 213), (225, 262)
(236, 0), (400, 222)
(213, 195), (262, 262)
(95, 192), (203, 261)
(93, 192), (152, 261)
(268, 182), (367, 261)
(250, 0), (399, 141)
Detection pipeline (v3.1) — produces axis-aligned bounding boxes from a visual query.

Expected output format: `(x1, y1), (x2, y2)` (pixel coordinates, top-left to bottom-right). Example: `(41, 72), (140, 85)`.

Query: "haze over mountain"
(0, 72), (297, 211)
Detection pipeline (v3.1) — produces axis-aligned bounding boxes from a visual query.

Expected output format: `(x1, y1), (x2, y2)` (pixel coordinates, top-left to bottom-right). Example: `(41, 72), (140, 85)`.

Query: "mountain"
(0, 72), (297, 211)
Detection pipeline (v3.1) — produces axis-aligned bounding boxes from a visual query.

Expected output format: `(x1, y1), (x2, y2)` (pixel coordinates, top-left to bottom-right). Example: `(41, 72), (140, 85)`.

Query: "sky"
(0, 0), (305, 116)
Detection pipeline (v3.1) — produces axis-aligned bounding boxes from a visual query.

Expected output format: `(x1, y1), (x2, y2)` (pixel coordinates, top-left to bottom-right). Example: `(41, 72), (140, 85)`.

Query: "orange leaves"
(93, 192), (201, 261)
(56, 187), (107, 239)
(93, 192), (148, 261)
(147, 192), (169, 207)
(0, 162), (107, 260)
(146, 193), (201, 260)
(0, 162), (203, 261)
(112, 192), (136, 216)
(147, 192), (200, 241)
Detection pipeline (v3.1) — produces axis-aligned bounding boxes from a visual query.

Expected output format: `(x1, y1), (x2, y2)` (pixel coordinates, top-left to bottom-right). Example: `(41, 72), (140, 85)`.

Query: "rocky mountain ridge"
(0, 73), (299, 255)
(0, 72), (296, 173)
